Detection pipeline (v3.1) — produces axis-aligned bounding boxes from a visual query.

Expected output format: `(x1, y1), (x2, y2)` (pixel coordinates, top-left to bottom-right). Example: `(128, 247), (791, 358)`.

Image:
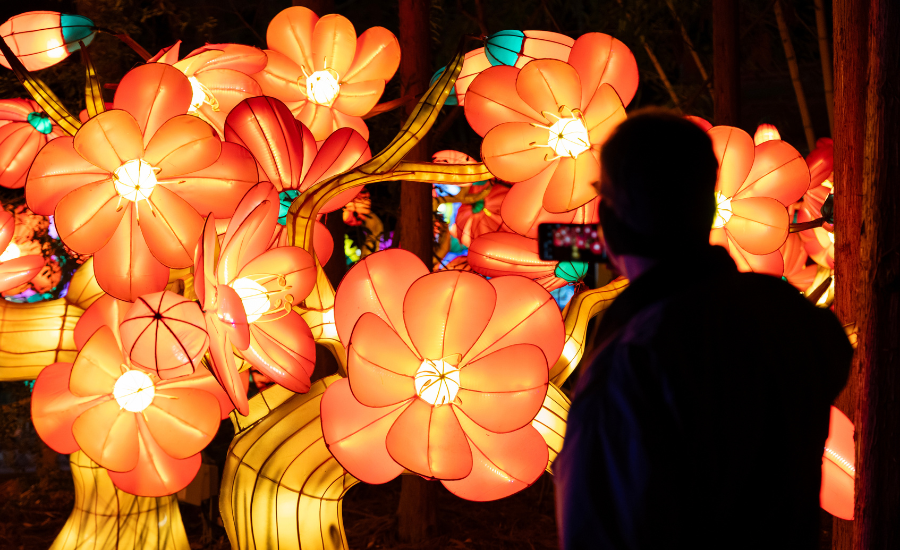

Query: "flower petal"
(347, 312), (419, 407)
(735, 140), (810, 205)
(143, 115), (221, 179)
(215, 284), (251, 350)
(139, 186), (204, 268)
(107, 422), (201, 497)
(26, 137), (110, 215)
(725, 197), (790, 255)
(0, 210), (11, 252)
(173, 142), (260, 219)
(343, 26), (400, 83)
(194, 69), (264, 136)
(254, 49), (308, 103)
(0, 122), (47, 189)
(205, 310), (249, 415)
(31, 362), (96, 454)
(542, 150), (600, 213)
(330, 110), (369, 141)
(243, 313), (315, 392)
(237, 246), (317, 315)
(568, 33), (639, 107)
(335, 249), (428, 351)
(482, 122), (555, 183)
(217, 204), (271, 285)
(301, 127), (370, 198)
(114, 65), (192, 146)
(72, 399), (140, 472)
(144, 387), (220, 459)
(501, 168), (573, 237)
(0, 255), (44, 293)
(266, 6), (317, 74)
(465, 65), (542, 136)
(386, 398), (472, 480)
(709, 126), (755, 199)
(223, 181), (280, 252)
(194, 216), (217, 311)
(297, 101), (337, 141)
(467, 232), (566, 291)
(311, 14), (357, 74)
(71, 327), (125, 399)
(93, 213), (170, 301)
(332, 79), (383, 117)
(457, 344), (548, 433)
(581, 83), (627, 149)
(186, 43), (268, 74)
(516, 59), (583, 115)
(73, 110), (144, 173)
(74, 294), (131, 350)
(721, 233), (785, 276)
(321, 378), (407, 484)
(54, 180), (123, 254)
(442, 414), (547, 502)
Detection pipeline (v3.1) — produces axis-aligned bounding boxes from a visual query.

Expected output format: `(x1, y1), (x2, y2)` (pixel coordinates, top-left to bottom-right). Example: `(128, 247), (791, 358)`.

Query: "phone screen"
(538, 223), (607, 262)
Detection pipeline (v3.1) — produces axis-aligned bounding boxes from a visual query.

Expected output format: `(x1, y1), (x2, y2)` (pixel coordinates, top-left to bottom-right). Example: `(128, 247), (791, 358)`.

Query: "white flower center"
(113, 159), (158, 203)
(113, 370), (155, 413)
(414, 359), (461, 406)
(305, 69), (341, 106)
(232, 277), (270, 323)
(0, 242), (20, 262)
(547, 116), (590, 158)
(713, 191), (733, 229)
(187, 76), (219, 113)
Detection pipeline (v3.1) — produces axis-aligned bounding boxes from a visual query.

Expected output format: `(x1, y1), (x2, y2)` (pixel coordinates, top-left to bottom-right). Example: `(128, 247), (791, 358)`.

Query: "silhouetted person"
(554, 111), (852, 550)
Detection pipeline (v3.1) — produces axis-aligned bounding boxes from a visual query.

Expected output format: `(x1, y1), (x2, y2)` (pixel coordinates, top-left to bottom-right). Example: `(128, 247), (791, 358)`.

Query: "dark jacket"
(554, 246), (852, 550)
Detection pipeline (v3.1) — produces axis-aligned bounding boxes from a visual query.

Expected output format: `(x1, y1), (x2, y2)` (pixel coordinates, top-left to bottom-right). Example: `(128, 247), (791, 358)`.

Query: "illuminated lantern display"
(465, 33), (638, 213)
(780, 229), (817, 291)
(451, 182), (508, 247)
(0, 204), (63, 300)
(150, 41), (267, 136)
(342, 189), (372, 227)
(194, 182), (318, 415)
(24, 63), (258, 301)
(431, 48), (492, 107)
(821, 406), (855, 520)
(0, 11), (96, 71)
(0, 207), (45, 293)
(484, 30), (573, 67)
(797, 138), (835, 268)
(468, 231), (571, 291)
(753, 122), (781, 145)
(119, 291), (209, 379)
(30, 326), (227, 496)
(322, 249), (564, 500)
(0, 99), (58, 188)
(252, 6), (401, 140)
(706, 125), (810, 276)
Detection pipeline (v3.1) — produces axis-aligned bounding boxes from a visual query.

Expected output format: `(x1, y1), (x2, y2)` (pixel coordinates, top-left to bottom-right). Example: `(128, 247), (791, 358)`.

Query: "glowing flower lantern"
(753, 123), (781, 145)
(322, 249), (563, 501)
(430, 48), (492, 107)
(465, 33), (638, 213)
(706, 126), (810, 276)
(24, 63), (259, 301)
(252, 6), (400, 140)
(194, 181), (317, 415)
(342, 189), (371, 227)
(150, 41), (267, 136)
(0, 12), (96, 71)
(467, 231), (570, 291)
(119, 291), (209, 379)
(0, 99), (59, 188)
(484, 30), (573, 67)
(797, 138), (835, 268)
(0, 207), (45, 293)
(780, 229), (817, 291)
(30, 326), (228, 496)
(821, 406), (854, 520)
(451, 182), (508, 247)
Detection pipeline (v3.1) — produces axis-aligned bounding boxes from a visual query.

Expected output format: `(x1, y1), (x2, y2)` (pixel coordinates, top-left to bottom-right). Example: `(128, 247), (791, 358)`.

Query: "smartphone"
(538, 223), (608, 262)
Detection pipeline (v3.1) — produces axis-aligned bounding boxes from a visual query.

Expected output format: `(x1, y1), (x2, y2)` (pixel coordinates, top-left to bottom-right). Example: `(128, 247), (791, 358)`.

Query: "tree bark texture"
(712, 0), (740, 126)
(852, 0), (900, 547)
(396, 0), (438, 543)
(832, 0), (869, 546)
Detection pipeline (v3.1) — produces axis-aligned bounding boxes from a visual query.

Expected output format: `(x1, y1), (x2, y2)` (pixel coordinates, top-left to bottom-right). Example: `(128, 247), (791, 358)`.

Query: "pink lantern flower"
(0, 98), (59, 189)
(797, 138), (834, 268)
(194, 181), (318, 415)
(706, 126), (810, 276)
(451, 182), (508, 248)
(252, 6), (400, 141)
(25, 63), (259, 301)
(467, 231), (571, 291)
(464, 33), (638, 214)
(780, 231), (817, 291)
(0, 206), (45, 293)
(322, 249), (564, 501)
(149, 41), (267, 136)
(30, 325), (229, 496)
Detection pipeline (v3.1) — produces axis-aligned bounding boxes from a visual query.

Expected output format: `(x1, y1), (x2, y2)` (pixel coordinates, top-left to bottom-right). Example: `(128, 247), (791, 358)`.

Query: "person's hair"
(599, 108), (719, 258)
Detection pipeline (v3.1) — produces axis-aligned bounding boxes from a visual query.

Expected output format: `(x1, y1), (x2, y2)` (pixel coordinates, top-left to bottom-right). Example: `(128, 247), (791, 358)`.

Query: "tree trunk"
(814, 0), (835, 136)
(712, 0), (740, 126)
(852, 0), (900, 547)
(774, 0), (817, 152)
(396, 0), (438, 543)
(831, 0), (868, 545)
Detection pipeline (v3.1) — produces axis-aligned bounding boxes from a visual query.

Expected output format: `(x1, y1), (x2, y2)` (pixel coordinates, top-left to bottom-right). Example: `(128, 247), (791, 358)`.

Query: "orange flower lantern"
(780, 229), (817, 291)
(342, 189), (371, 227)
(24, 63), (259, 301)
(797, 138), (834, 268)
(431, 48), (492, 107)
(465, 33), (637, 213)
(194, 182), (317, 415)
(0, 207), (45, 293)
(821, 406), (854, 520)
(252, 6), (400, 141)
(451, 183), (508, 247)
(322, 249), (563, 501)
(0, 99), (58, 188)
(484, 30), (574, 67)
(0, 11), (96, 71)
(30, 326), (228, 496)
(467, 231), (570, 291)
(150, 41), (267, 136)
(706, 126), (810, 276)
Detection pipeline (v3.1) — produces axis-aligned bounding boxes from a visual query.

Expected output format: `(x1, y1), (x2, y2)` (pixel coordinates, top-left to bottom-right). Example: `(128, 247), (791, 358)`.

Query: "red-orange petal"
(266, 7), (317, 71)
(74, 294), (131, 350)
(205, 310), (249, 415)
(194, 69), (263, 136)
(582, 84), (627, 148)
(343, 27), (400, 84)
(242, 313), (315, 393)
(726, 196), (789, 256)
(735, 140), (810, 205)
(143, 114), (221, 179)
(140, 186), (204, 268)
(31, 362), (96, 454)
(253, 49), (307, 103)
(72, 399), (140, 472)
(73, 110), (144, 174)
(311, 14), (357, 74)
(114, 64), (192, 146)
(568, 33), (639, 107)
(217, 205), (271, 285)
(0, 255), (44, 293)
(482, 122), (555, 183)
(53, 180), (124, 254)
(144, 387), (220, 459)
(94, 213), (170, 302)
(723, 234), (784, 276)
(107, 420), (201, 497)
(465, 66), (542, 136)
(709, 126), (755, 199)
(26, 137), (110, 216)
(237, 246), (317, 316)
(332, 79), (384, 117)
(347, 313), (419, 407)
(516, 59), (583, 115)
(0, 122), (48, 189)
(821, 406), (854, 520)
(386, 398), (473, 480)
(297, 101), (337, 142)
(542, 150), (600, 213)
(69, 326), (124, 398)
(467, 232), (562, 290)
(167, 142), (260, 219)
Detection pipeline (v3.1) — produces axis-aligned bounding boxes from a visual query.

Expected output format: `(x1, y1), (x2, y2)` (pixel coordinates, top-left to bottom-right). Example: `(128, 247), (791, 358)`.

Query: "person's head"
(597, 109), (718, 267)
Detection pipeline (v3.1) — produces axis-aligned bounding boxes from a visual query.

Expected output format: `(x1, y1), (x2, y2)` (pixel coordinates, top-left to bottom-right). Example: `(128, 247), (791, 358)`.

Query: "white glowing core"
(713, 191), (733, 229)
(113, 370), (155, 413)
(305, 69), (341, 106)
(826, 229), (835, 244)
(0, 242), (20, 262)
(547, 116), (590, 158)
(414, 359), (461, 406)
(232, 277), (270, 323)
(113, 159), (158, 203)
(46, 39), (65, 59)
(187, 76), (219, 113)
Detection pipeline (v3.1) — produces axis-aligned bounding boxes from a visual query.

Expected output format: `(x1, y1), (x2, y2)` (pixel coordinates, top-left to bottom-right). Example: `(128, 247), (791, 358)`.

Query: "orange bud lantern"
(0, 99), (58, 189)
(322, 249), (564, 501)
(0, 12), (96, 71)
(468, 231), (571, 291)
(821, 406), (854, 520)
